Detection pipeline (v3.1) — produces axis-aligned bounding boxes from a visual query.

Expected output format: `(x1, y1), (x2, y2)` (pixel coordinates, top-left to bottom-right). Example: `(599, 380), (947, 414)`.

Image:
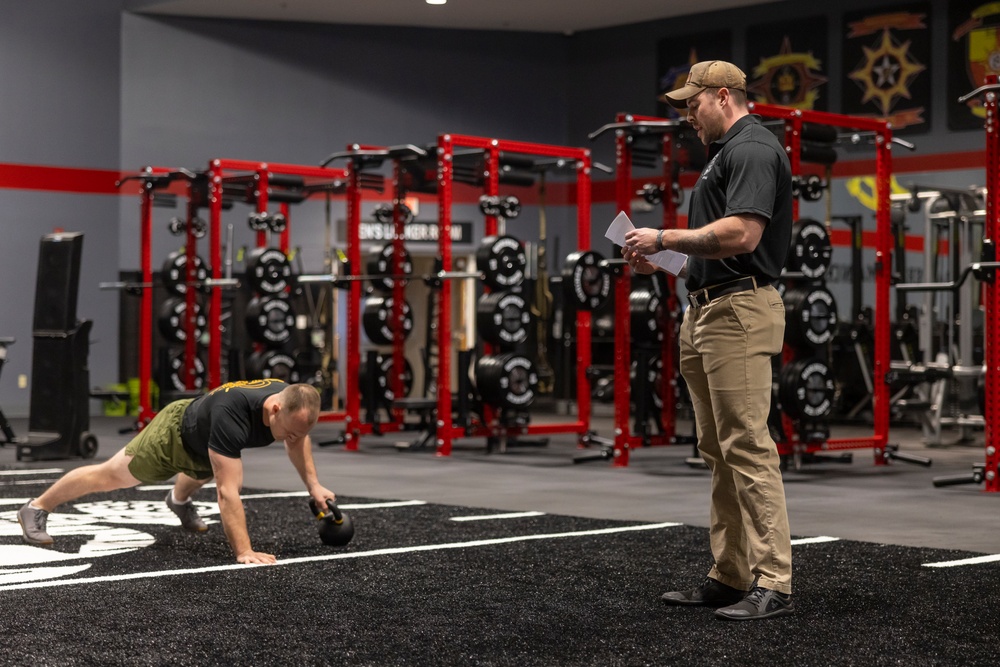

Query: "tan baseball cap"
(661, 60), (747, 108)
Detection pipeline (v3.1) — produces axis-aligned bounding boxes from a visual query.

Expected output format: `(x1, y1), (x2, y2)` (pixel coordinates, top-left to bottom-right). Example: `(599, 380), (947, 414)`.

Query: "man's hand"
(309, 485), (337, 509)
(622, 245), (658, 275)
(237, 550), (277, 565)
(623, 227), (660, 255)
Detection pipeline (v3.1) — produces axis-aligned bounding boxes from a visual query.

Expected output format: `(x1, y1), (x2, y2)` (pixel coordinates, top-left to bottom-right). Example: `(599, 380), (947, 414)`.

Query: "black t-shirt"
(684, 114), (793, 292)
(180, 380), (287, 458)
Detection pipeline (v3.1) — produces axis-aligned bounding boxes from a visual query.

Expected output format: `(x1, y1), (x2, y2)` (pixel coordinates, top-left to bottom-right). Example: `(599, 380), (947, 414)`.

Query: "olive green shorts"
(123, 399), (213, 484)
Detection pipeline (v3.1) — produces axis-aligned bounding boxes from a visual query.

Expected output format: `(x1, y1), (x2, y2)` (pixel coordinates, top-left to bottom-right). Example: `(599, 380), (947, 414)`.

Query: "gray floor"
(4, 411), (996, 554)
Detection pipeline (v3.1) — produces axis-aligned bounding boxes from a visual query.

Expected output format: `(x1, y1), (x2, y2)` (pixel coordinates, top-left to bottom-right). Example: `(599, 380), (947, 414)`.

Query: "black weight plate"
(787, 219), (832, 279)
(157, 298), (207, 344)
(563, 251), (611, 311)
(162, 251), (210, 297)
(247, 349), (300, 383)
(477, 235), (526, 290)
(366, 244), (413, 293)
(476, 291), (530, 346)
(359, 354), (414, 407)
(629, 289), (664, 343)
(783, 286), (838, 348)
(362, 296), (414, 345)
(630, 356), (664, 411)
(475, 353), (538, 409)
(245, 296), (295, 347)
(166, 351), (206, 392)
(246, 247), (292, 295)
(779, 358), (834, 420)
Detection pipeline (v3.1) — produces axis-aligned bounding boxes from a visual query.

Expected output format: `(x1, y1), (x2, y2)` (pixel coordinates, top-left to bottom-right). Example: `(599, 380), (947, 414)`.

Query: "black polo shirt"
(684, 114), (793, 292)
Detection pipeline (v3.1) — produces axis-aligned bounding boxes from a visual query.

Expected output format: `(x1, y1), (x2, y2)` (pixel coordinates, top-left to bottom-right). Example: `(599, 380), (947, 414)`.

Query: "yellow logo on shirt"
(210, 379), (286, 394)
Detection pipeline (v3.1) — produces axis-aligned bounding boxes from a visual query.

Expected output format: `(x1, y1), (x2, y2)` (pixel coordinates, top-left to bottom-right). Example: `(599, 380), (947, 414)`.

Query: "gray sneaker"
(165, 492), (208, 532)
(18, 502), (53, 546)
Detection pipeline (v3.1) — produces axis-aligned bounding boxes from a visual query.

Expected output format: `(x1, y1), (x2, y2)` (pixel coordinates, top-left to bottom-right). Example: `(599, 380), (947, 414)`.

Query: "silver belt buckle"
(687, 292), (702, 308)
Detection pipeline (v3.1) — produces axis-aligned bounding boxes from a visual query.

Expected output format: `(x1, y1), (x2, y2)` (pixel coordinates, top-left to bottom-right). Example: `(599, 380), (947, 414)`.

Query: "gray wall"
(0, 1), (123, 417)
(0, 1), (990, 415)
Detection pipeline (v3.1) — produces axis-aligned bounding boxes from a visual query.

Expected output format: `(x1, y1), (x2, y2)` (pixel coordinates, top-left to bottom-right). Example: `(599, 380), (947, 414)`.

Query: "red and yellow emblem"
(954, 3), (1000, 118)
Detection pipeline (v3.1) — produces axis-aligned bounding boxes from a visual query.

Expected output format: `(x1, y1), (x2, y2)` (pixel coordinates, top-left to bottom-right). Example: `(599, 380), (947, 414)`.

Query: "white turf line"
(0, 479), (62, 486)
(922, 554), (1000, 568)
(451, 511), (546, 522)
(0, 469), (64, 476)
(789, 536), (840, 546)
(0, 522), (683, 591)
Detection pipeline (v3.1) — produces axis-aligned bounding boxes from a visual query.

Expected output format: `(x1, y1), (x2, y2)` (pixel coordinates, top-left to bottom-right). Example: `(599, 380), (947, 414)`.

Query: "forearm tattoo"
(675, 230), (721, 257)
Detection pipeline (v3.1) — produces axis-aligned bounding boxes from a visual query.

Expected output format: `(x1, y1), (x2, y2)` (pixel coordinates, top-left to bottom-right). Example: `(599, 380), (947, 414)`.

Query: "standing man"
(18, 380), (334, 565)
(623, 60), (794, 620)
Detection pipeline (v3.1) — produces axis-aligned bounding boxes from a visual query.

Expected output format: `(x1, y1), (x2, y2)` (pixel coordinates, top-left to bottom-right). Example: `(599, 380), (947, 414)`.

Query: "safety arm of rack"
(959, 83), (1000, 104)
(893, 264), (1000, 292)
(587, 120), (682, 141)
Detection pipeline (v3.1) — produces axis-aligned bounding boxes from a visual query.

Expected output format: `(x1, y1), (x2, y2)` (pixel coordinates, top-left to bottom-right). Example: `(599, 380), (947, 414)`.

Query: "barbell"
(297, 235), (527, 291)
(99, 277), (239, 294)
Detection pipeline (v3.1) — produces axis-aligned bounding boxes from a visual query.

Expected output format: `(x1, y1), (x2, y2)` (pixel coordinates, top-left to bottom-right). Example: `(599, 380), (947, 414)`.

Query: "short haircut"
(281, 383), (321, 422)
(728, 88), (748, 108)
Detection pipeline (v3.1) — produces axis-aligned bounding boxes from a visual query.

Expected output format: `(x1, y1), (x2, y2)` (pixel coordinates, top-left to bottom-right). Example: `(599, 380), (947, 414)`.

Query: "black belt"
(686, 276), (757, 308)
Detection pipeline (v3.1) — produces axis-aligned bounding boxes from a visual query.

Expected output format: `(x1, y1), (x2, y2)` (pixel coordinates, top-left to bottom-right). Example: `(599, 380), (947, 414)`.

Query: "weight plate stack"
(246, 247), (292, 295)
(245, 296), (296, 347)
(367, 245), (413, 293)
(563, 250), (611, 311)
(158, 298), (207, 344)
(247, 349), (300, 383)
(162, 251), (210, 297)
(783, 286), (838, 348)
(477, 235), (526, 291)
(475, 353), (538, 409)
(166, 351), (206, 392)
(359, 354), (414, 407)
(362, 296), (414, 345)
(629, 289), (664, 343)
(630, 356), (664, 411)
(779, 358), (835, 420)
(476, 291), (531, 346)
(787, 219), (832, 280)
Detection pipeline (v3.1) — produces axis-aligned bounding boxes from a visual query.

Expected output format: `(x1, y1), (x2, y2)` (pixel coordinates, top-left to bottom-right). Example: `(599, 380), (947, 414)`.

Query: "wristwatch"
(655, 229), (665, 251)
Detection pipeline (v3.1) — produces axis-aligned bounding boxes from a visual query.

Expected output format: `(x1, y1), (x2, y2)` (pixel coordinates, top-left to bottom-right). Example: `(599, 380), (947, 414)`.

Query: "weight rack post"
(611, 116), (637, 466)
(983, 75), (1000, 491)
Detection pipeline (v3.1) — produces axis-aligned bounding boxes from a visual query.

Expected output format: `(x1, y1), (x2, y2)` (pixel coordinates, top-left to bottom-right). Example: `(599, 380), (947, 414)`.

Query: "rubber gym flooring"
(1, 470), (999, 666)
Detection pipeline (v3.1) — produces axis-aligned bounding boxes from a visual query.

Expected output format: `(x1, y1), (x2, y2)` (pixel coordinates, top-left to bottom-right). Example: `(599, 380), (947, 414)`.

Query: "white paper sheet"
(605, 211), (687, 276)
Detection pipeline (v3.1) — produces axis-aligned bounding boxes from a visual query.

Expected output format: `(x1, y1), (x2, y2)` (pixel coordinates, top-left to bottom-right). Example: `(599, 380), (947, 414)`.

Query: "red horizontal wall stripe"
(0, 163), (124, 195)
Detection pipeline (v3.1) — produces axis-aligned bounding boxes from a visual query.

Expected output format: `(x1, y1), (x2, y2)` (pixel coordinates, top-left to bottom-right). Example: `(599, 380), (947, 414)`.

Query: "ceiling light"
(426, 0), (447, 5)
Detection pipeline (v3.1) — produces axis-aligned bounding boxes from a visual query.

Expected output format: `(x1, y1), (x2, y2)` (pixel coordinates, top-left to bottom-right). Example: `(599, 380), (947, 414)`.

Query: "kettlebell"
(309, 498), (355, 546)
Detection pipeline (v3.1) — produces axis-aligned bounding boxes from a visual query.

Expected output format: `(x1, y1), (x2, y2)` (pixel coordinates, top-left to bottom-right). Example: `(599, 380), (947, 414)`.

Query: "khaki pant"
(679, 284), (792, 594)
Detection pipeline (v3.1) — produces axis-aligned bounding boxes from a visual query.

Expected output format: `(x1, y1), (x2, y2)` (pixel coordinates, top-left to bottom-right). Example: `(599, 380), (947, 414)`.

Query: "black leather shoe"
(714, 585), (794, 620)
(661, 578), (745, 607)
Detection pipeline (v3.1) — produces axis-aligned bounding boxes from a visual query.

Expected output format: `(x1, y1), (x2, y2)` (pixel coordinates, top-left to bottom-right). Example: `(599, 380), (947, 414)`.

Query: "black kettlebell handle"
(309, 498), (344, 524)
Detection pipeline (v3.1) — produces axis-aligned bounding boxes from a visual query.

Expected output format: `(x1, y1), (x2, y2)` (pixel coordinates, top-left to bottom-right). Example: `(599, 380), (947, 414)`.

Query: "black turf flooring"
(1, 484), (998, 666)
